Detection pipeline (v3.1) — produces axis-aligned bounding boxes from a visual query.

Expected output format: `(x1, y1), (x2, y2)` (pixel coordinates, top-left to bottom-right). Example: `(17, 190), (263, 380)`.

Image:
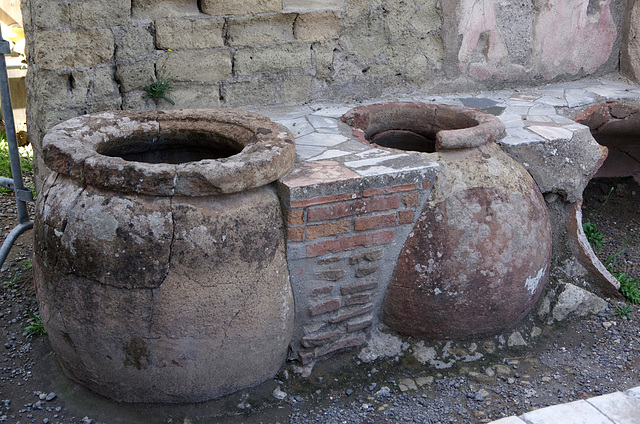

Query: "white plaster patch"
(525, 266), (546, 295)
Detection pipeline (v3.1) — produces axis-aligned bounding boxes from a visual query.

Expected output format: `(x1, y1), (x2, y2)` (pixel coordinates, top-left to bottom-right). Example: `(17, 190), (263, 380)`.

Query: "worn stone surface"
(227, 14), (297, 47)
(32, 29), (115, 69)
(622, 0), (640, 81)
(35, 115), (295, 402)
(156, 17), (225, 50)
(42, 109), (296, 196)
(498, 124), (608, 203)
(552, 282), (609, 321)
(158, 49), (232, 83)
(200, 0), (281, 15)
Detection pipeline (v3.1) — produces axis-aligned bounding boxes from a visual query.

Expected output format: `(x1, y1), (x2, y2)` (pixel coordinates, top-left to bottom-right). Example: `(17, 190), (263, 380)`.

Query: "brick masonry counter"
(255, 78), (640, 364)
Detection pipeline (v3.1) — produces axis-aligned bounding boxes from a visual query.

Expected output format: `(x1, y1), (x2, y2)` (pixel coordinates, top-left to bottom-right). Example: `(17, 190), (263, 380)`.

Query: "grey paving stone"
(487, 417), (527, 424)
(626, 387), (640, 399)
(587, 391), (640, 424)
(520, 400), (613, 424)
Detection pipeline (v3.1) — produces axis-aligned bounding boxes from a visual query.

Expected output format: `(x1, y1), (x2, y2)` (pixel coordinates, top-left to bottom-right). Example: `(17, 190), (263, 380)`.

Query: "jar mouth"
(98, 132), (244, 164)
(43, 109), (296, 196)
(341, 102), (506, 151)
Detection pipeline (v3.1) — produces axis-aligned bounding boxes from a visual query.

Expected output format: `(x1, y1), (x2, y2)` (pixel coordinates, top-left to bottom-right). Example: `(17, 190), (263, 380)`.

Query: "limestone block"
(227, 14), (296, 47)
(313, 40), (337, 78)
(552, 283), (608, 321)
(69, 0), (131, 27)
(622, 0), (640, 82)
(115, 60), (155, 92)
(132, 0), (200, 19)
(23, 0), (70, 29)
(32, 29), (115, 70)
(115, 25), (155, 61)
(223, 80), (277, 107)
(410, 0), (442, 34)
(68, 70), (90, 105)
(344, 0), (370, 27)
(161, 84), (221, 109)
(25, 69), (70, 107)
(283, 75), (312, 104)
(385, 0), (415, 39)
(92, 67), (119, 100)
(156, 17), (225, 50)
(284, 0), (343, 12)
(294, 12), (342, 42)
(234, 43), (312, 75)
(340, 12), (389, 63)
(200, 0), (281, 16)
(159, 49), (232, 82)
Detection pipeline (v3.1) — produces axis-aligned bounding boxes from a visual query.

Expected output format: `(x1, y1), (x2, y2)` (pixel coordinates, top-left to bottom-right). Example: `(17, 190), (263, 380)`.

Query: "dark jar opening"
(98, 131), (244, 164)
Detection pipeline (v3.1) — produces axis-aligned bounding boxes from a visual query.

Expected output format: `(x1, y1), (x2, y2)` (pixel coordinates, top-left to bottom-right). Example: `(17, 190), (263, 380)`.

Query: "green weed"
(0, 131), (34, 196)
(2, 274), (17, 289)
(583, 221), (605, 250)
(613, 304), (633, 320)
(143, 49), (175, 105)
(615, 271), (640, 304)
(24, 312), (46, 338)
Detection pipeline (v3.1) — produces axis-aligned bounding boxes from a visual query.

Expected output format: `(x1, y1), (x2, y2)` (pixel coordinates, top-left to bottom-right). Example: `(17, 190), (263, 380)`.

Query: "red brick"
(306, 220), (351, 240)
(287, 226), (304, 242)
(314, 334), (367, 358)
(329, 304), (374, 324)
(290, 192), (360, 208)
(402, 192), (418, 207)
(302, 330), (342, 348)
(306, 230), (396, 257)
(309, 298), (341, 316)
(341, 281), (379, 295)
(311, 285), (334, 297)
(398, 209), (414, 224)
(363, 183), (417, 197)
(355, 266), (377, 278)
(354, 213), (398, 231)
(422, 180), (432, 189)
(347, 318), (373, 333)
(344, 293), (371, 306)
(286, 209), (305, 225)
(316, 269), (345, 281)
(307, 196), (399, 222)
(299, 351), (314, 365)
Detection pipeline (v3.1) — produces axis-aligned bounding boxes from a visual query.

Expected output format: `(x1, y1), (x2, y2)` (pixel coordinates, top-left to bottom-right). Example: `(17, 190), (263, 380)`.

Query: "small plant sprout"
(582, 186), (614, 251)
(583, 221), (605, 250)
(24, 312), (46, 338)
(2, 275), (18, 289)
(615, 271), (640, 304)
(143, 49), (175, 105)
(613, 304), (633, 320)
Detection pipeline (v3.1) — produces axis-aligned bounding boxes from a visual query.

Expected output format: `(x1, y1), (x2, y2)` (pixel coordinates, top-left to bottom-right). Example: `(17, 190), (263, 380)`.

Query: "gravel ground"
(0, 177), (638, 424)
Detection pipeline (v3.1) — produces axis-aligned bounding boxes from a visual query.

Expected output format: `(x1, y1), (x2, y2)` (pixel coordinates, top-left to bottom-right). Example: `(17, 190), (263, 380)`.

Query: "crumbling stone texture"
(200, 0), (281, 15)
(623, 0), (640, 81)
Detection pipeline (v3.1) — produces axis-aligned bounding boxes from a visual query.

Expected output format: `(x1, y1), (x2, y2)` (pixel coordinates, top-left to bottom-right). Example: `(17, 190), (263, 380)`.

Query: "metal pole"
(0, 26), (33, 269)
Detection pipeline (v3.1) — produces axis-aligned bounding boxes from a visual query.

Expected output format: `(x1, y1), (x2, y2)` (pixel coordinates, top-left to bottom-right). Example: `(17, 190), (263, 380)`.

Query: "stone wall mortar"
(283, 180), (434, 364)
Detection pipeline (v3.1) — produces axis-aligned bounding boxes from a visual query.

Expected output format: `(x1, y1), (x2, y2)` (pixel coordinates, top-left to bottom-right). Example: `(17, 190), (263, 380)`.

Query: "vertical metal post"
(0, 26), (33, 268)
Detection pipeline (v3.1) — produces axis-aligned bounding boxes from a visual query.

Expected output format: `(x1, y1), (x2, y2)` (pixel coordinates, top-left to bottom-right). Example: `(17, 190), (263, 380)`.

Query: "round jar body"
(382, 142), (552, 339)
(342, 102), (552, 339)
(33, 110), (297, 402)
(35, 175), (294, 402)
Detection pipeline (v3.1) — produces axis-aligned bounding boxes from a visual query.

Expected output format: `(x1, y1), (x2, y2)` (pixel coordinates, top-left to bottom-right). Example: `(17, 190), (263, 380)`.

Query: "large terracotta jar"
(34, 109), (296, 402)
(342, 103), (552, 339)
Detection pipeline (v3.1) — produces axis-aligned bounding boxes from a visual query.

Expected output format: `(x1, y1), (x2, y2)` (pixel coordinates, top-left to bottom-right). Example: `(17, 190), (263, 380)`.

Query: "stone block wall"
(279, 177), (436, 364)
(21, 0), (630, 189)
